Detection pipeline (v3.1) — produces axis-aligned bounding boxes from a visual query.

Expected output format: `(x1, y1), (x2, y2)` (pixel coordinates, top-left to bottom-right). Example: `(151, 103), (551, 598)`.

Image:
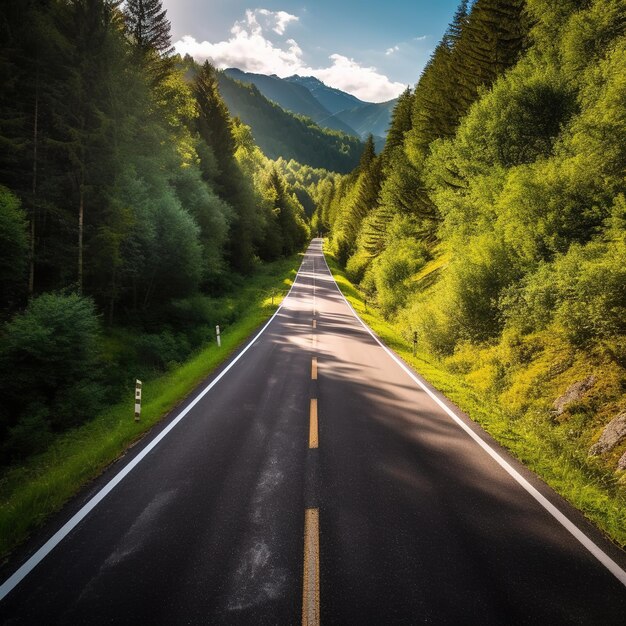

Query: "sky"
(162, 1), (462, 102)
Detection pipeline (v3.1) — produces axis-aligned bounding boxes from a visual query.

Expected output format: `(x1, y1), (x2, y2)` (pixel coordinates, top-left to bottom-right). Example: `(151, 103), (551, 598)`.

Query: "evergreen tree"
(124, 0), (173, 56)
(452, 0), (526, 117)
(332, 136), (383, 263)
(50, 0), (121, 293)
(383, 87), (413, 158)
(445, 0), (469, 44)
(123, 0), (173, 85)
(194, 62), (237, 187)
(193, 61), (259, 272)
(263, 167), (308, 256)
(408, 0), (526, 161)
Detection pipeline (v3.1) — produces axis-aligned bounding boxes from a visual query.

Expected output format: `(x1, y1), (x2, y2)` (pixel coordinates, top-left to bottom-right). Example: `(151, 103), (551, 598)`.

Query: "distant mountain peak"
(285, 74), (365, 114)
(222, 67), (397, 145)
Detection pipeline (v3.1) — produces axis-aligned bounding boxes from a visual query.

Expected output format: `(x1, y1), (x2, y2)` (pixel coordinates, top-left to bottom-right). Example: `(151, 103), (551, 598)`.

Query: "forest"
(322, 0), (626, 505)
(0, 0), (313, 463)
(1, 0), (625, 552)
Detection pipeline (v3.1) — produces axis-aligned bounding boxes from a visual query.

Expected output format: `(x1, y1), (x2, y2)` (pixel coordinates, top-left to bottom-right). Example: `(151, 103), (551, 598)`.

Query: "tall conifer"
(123, 0), (173, 56)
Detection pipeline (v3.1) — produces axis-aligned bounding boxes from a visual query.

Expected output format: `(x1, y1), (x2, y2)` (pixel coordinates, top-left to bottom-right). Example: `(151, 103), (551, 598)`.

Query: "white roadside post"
(134, 380), (142, 422)
(216, 325), (221, 348)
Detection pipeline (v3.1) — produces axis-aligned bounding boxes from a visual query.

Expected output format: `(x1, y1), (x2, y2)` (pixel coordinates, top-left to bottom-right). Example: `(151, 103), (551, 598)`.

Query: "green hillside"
(334, 100), (396, 139)
(321, 0), (626, 544)
(216, 71), (363, 173)
(223, 68), (357, 137)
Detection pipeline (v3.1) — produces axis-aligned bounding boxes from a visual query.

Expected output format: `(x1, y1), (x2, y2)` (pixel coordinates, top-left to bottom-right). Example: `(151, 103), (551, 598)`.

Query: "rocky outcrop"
(588, 413), (626, 456)
(618, 451), (626, 471)
(552, 376), (596, 416)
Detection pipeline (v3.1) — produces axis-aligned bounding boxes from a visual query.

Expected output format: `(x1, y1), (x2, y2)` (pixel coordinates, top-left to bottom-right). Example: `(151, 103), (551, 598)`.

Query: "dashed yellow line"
(302, 508), (320, 626)
(311, 357), (317, 380)
(309, 399), (318, 449)
(312, 319), (317, 329)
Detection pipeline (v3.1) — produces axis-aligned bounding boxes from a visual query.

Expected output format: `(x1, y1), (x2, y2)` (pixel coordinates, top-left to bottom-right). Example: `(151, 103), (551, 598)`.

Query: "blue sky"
(162, 1), (462, 102)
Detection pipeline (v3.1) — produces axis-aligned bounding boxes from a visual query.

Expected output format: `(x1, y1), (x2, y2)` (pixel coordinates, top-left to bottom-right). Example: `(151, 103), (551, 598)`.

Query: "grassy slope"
(324, 249), (626, 548)
(0, 255), (301, 560)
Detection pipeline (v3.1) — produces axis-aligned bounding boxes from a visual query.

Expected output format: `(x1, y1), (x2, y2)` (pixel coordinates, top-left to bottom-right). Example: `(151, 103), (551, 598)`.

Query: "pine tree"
(408, 0), (526, 161)
(332, 136), (383, 262)
(193, 62), (260, 272)
(123, 0), (173, 85)
(383, 87), (413, 158)
(444, 0), (469, 46)
(194, 62), (237, 180)
(452, 0), (526, 115)
(123, 0), (173, 56)
(50, 0), (120, 293)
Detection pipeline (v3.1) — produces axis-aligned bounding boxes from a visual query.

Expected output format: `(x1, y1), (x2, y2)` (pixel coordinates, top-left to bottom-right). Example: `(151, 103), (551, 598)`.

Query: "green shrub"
(504, 235), (626, 346)
(372, 237), (429, 316)
(345, 250), (372, 284)
(0, 293), (104, 461)
(135, 330), (191, 371)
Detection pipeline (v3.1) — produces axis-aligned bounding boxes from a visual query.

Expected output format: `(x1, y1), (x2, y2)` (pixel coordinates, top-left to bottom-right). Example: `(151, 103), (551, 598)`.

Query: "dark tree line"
(0, 0), (310, 461)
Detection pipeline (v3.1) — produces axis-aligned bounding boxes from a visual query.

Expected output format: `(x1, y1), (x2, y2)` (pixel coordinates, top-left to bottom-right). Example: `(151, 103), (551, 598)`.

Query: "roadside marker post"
(216, 325), (221, 348)
(413, 331), (418, 356)
(134, 380), (142, 422)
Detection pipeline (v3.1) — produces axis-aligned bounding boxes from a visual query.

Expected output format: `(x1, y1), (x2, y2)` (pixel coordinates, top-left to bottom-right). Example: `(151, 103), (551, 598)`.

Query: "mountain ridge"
(216, 70), (363, 173)
(285, 74), (365, 114)
(224, 68), (396, 144)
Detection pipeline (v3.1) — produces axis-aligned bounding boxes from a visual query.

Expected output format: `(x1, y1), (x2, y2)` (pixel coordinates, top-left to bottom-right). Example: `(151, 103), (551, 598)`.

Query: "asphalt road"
(1, 239), (626, 625)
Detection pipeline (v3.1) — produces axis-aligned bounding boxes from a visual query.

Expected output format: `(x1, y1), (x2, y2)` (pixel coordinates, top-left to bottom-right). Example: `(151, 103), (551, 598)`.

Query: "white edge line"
(0, 257), (308, 602)
(319, 243), (626, 588)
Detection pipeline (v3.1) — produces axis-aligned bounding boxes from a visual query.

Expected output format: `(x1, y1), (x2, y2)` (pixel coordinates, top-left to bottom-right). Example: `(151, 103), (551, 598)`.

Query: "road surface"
(1, 239), (626, 624)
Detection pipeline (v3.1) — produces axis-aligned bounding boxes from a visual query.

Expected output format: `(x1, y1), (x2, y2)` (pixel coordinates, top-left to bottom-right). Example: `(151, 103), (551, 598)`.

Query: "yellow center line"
(302, 508), (320, 626)
(309, 399), (318, 449)
(311, 357), (318, 380)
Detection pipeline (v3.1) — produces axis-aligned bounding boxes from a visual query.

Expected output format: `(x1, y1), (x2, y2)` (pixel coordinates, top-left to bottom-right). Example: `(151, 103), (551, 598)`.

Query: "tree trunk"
(29, 75), (39, 297)
(78, 186), (84, 293)
(108, 267), (116, 326)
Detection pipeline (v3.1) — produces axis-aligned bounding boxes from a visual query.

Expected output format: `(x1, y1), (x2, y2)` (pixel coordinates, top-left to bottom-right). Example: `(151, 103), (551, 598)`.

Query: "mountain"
(333, 100), (397, 141)
(223, 68), (357, 137)
(223, 68), (329, 123)
(224, 69), (397, 146)
(216, 71), (363, 173)
(286, 75), (364, 115)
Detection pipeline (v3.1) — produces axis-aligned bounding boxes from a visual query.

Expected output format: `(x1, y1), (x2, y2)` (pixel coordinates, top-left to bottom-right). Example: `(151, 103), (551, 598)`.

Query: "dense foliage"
(0, 0), (310, 462)
(324, 0), (626, 474)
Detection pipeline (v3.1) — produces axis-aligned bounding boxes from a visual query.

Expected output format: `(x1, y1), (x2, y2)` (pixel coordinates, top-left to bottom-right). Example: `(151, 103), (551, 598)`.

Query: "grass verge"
(324, 250), (626, 548)
(0, 254), (302, 561)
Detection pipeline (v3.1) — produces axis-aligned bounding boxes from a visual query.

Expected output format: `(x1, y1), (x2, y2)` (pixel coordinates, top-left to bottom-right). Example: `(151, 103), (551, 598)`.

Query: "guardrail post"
(134, 379), (142, 422)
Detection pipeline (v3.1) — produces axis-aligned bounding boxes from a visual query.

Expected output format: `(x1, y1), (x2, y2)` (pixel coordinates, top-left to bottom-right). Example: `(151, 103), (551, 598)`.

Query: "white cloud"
(310, 55), (404, 102)
(174, 8), (404, 102)
(272, 10), (299, 35)
(252, 8), (299, 35)
(385, 45), (400, 56)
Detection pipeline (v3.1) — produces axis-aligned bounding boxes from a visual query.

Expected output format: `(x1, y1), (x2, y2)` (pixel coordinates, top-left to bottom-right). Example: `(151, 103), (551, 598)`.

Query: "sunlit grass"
(324, 250), (626, 548)
(0, 254), (302, 560)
